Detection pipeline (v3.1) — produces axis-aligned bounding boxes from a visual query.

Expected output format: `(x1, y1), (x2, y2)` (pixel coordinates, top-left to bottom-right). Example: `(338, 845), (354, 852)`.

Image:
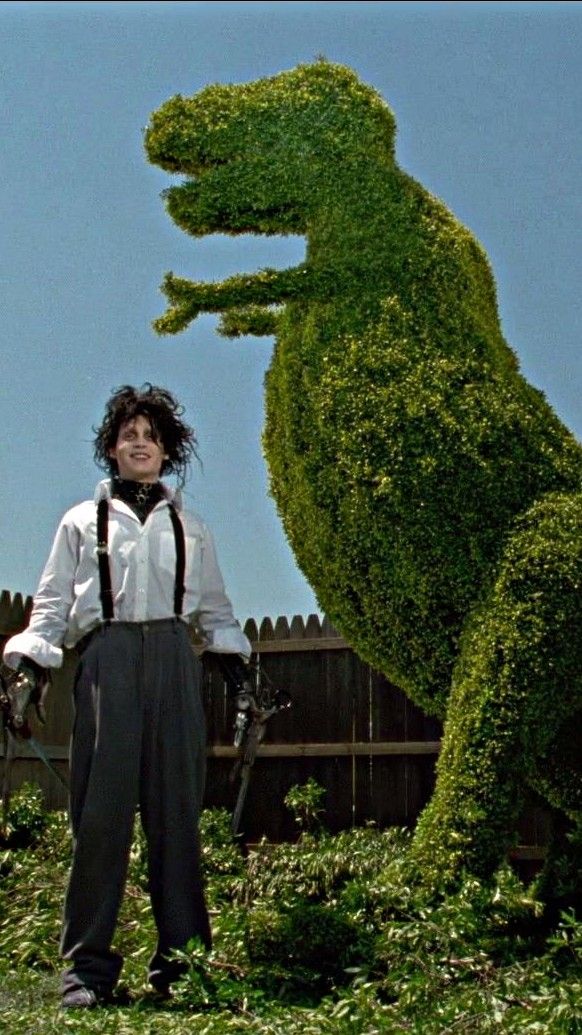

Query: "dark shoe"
(61, 986), (99, 1009)
(149, 977), (172, 1000)
(110, 984), (133, 1006)
(149, 957), (187, 999)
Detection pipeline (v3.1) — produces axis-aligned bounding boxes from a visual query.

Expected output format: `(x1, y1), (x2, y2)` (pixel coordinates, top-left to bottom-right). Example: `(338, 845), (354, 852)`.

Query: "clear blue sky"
(1, 1), (580, 623)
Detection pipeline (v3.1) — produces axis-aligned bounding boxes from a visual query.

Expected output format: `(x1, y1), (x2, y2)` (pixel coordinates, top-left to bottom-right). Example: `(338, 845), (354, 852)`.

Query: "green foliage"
(145, 60), (582, 889)
(410, 493), (582, 890)
(246, 902), (361, 993)
(284, 776), (326, 832)
(199, 807), (247, 907)
(235, 820), (407, 993)
(1, 781), (47, 849)
(241, 823), (409, 908)
(0, 801), (581, 1031)
(0, 801), (70, 970)
(218, 303), (281, 339)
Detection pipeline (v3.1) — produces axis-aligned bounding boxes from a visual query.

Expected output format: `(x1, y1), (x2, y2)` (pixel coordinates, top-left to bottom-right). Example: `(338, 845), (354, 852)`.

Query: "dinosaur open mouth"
(164, 158), (304, 234)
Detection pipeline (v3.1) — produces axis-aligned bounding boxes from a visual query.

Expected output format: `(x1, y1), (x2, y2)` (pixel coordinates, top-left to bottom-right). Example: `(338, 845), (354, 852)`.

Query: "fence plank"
(1, 740), (441, 761)
(0, 591), (33, 634)
(273, 615), (290, 640)
(321, 615), (342, 638)
(243, 618), (259, 642)
(249, 636), (349, 652)
(207, 742), (441, 757)
(305, 613), (322, 638)
(258, 616), (275, 641)
(289, 614), (306, 639)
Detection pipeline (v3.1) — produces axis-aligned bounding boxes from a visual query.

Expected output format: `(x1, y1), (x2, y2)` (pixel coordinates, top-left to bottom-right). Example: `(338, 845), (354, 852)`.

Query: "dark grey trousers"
(60, 619), (211, 994)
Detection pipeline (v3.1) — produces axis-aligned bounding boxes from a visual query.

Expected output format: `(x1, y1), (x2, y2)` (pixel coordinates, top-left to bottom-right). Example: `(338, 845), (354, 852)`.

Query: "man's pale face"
(108, 414), (168, 483)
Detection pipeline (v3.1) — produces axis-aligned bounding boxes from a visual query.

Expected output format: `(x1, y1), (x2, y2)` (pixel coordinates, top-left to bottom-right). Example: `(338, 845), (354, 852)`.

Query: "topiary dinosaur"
(145, 61), (582, 892)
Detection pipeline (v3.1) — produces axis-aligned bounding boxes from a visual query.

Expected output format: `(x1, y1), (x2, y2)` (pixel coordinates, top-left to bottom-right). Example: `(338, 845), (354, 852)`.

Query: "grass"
(0, 784), (580, 1033)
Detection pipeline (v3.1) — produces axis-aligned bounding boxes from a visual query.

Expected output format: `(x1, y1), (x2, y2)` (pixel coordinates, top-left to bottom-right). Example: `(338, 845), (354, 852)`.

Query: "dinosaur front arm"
(153, 265), (328, 335)
(217, 305), (281, 338)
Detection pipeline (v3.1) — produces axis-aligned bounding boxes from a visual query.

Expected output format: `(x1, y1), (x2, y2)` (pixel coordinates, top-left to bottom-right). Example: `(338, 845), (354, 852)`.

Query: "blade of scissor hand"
(2, 724), (17, 831)
(231, 764), (251, 836)
(26, 736), (70, 791)
(242, 721), (265, 765)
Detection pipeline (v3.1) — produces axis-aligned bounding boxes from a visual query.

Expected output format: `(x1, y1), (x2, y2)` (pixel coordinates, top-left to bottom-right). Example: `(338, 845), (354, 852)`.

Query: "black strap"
(96, 497), (186, 622)
(96, 498), (114, 623)
(168, 503), (186, 617)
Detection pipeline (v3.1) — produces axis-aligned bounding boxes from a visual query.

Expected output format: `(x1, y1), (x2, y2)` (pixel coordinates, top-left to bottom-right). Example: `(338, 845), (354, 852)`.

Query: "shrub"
(0, 782), (47, 850)
(146, 59), (582, 889)
(246, 902), (364, 992)
(284, 777), (326, 833)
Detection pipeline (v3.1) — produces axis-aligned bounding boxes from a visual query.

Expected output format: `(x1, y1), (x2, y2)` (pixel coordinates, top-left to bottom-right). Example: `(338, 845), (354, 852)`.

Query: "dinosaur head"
(145, 60), (396, 239)
(145, 61), (397, 333)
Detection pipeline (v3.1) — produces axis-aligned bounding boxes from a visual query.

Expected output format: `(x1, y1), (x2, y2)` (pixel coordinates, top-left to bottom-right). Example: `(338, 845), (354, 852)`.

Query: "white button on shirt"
(3, 479), (251, 669)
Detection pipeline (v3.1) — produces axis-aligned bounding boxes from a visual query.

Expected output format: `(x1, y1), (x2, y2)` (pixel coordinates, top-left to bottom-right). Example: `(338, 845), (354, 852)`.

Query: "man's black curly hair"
(94, 384), (198, 486)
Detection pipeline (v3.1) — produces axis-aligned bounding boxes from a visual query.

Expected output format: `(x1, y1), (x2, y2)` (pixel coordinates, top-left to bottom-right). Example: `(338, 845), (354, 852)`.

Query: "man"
(3, 384), (251, 1008)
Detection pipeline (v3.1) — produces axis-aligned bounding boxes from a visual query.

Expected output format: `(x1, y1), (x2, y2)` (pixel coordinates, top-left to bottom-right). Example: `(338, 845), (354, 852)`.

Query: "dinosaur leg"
(410, 492), (582, 890)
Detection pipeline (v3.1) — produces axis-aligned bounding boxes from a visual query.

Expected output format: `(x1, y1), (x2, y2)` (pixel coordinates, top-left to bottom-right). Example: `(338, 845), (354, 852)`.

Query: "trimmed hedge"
(145, 60), (582, 889)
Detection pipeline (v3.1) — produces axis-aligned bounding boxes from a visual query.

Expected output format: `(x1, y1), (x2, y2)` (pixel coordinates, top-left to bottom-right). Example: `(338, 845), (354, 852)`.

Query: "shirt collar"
(94, 478), (182, 510)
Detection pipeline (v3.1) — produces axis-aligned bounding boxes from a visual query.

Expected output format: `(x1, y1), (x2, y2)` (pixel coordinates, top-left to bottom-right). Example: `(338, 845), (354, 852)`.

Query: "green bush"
(199, 806), (247, 908)
(284, 776), (326, 832)
(245, 902), (364, 993)
(241, 823), (409, 909)
(145, 60), (582, 889)
(0, 782), (47, 850)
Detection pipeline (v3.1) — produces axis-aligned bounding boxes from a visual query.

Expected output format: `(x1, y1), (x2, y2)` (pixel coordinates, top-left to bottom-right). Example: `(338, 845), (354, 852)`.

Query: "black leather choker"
(112, 477), (165, 523)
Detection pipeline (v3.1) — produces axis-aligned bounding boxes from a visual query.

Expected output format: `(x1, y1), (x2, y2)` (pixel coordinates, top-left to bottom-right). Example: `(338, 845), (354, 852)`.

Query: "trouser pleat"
(140, 623), (211, 976)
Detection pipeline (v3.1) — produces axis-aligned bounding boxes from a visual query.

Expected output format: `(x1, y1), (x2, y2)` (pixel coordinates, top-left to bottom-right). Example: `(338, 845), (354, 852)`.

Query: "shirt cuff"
(204, 627), (252, 660)
(2, 632), (64, 670)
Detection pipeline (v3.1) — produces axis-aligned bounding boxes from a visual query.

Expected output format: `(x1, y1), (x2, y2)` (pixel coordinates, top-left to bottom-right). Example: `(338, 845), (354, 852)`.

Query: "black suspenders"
(96, 498), (115, 622)
(96, 497), (186, 624)
(168, 503), (186, 617)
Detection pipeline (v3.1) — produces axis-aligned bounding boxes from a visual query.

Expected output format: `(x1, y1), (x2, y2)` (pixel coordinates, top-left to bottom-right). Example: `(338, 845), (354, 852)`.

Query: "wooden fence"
(0, 590), (551, 863)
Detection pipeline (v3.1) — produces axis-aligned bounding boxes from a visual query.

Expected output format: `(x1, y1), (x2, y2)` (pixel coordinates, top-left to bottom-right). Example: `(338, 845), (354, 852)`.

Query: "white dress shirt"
(3, 479), (251, 669)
